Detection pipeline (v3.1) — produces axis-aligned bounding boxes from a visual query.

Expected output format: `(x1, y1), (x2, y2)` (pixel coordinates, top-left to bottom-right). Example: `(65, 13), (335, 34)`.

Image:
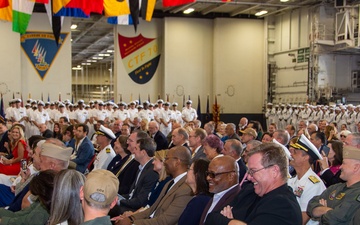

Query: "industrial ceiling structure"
(45, 0), (331, 68)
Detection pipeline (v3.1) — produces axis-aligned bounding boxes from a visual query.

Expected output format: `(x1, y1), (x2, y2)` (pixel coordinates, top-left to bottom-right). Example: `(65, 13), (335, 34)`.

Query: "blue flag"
(197, 95), (202, 122)
(0, 94), (4, 119)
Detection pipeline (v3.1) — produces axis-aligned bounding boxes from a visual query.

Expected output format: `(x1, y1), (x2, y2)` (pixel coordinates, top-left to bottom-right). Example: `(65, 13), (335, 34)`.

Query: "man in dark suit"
(111, 119), (123, 148)
(39, 123), (53, 138)
(200, 155), (240, 225)
(115, 146), (192, 225)
(310, 131), (330, 173)
(117, 137), (159, 214)
(189, 128), (207, 162)
(168, 127), (191, 152)
(148, 121), (168, 150)
(222, 139), (247, 182)
(69, 123), (95, 173)
(0, 118), (9, 155)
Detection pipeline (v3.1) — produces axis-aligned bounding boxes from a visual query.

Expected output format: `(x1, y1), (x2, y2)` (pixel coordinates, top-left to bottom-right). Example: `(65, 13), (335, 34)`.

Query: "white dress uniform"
(94, 109), (108, 121)
(153, 107), (163, 124)
(138, 109), (149, 121)
(291, 108), (299, 130)
(159, 109), (173, 136)
(338, 111), (348, 130)
(182, 107), (197, 122)
(283, 107), (292, 127)
(346, 110), (356, 132)
(11, 107), (27, 126)
(31, 109), (50, 136)
(113, 109), (130, 121)
(93, 144), (116, 170)
(74, 108), (89, 124)
(54, 111), (69, 123)
(146, 109), (154, 121)
(171, 109), (183, 125)
(302, 107), (312, 121)
(288, 168), (326, 225)
(312, 109), (323, 125)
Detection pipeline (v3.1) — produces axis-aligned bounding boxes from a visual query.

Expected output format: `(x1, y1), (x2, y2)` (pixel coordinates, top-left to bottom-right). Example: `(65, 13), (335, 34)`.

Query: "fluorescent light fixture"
(72, 67), (82, 70)
(107, 50), (114, 53)
(86, 60), (92, 62)
(81, 63), (91, 65)
(93, 56), (103, 60)
(104, 53), (111, 57)
(255, 10), (268, 16)
(280, 0), (289, 2)
(91, 60), (97, 62)
(70, 24), (77, 30)
(77, 65), (81, 68)
(183, 8), (194, 14)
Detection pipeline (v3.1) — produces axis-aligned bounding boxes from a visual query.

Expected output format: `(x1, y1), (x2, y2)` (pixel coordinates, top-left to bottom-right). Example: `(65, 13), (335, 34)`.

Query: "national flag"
(166, 94), (169, 102)
(47, 93), (50, 102)
(0, 0), (9, 8)
(58, 92), (61, 101)
(103, 0), (130, 17)
(0, 94), (4, 119)
(162, 0), (195, 7)
(205, 95), (210, 122)
(41, 92), (43, 101)
(12, 92), (15, 99)
(148, 94), (150, 102)
(141, 0), (155, 21)
(12, 0), (35, 34)
(71, 94), (74, 104)
(222, 0), (233, 2)
(0, 0), (11, 22)
(138, 94), (141, 105)
(182, 95), (185, 108)
(188, 95), (191, 100)
(119, 94), (122, 102)
(20, 93), (24, 107)
(197, 95), (202, 122)
(54, 7), (89, 18)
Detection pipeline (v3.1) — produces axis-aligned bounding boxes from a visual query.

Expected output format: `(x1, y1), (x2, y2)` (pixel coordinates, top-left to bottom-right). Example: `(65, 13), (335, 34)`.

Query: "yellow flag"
(52, 0), (71, 14)
(0, 0), (12, 22)
(104, 0), (130, 17)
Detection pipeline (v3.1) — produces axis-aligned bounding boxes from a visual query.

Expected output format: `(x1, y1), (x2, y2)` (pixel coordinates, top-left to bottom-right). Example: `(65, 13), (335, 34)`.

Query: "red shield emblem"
(118, 34), (161, 84)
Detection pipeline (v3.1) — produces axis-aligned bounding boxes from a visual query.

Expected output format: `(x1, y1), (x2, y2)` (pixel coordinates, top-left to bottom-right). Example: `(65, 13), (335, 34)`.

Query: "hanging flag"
(65, 0), (103, 16)
(41, 92), (43, 101)
(213, 95), (220, 124)
(147, 94), (150, 102)
(166, 94), (169, 102)
(52, 0), (71, 14)
(12, 92), (15, 99)
(30, 0), (49, 3)
(182, 95), (185, 108)
(0, 0), (9, 8)
(107, 14), (134, 25)
(163, 0), (195, 7)
(119, 94), (122, 102)
(129, 0), (139, 32)
(138, 94), (141, 105)
(141, 0), (155, 21)
(20, 93), (24, 107)
(103, 0), (130, 17)
(49, 0), (62, 45)
(54, 7), (89, 18)
(47, 93), (50, 102)
(205, 94), (210, 122)
(71, 94), (74, 104)
(0, 0), (11, 22)
(12, 0), (35, 34)
(0, 94), (4, 119)
(197, 95), (202, 122)
(58, 92), (61, 101)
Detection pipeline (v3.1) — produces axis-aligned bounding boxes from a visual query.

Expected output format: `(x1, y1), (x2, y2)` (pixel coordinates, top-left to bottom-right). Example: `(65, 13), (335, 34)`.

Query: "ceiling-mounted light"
(72, 67), (82, 70)
(255, 10), (268, 16)
(104, 53), (111, 57)
(280, 0), (289, 2)
(107, 50), (114, 53)
(183, 8), (194, 14)
(99, 53), (105, 56)
(70, 24), (77, 30)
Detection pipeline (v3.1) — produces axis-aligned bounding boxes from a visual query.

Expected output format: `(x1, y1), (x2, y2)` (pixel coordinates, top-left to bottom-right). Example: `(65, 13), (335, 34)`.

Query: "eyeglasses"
(206, 170), (235, 179)
(247, 165), (274, 176)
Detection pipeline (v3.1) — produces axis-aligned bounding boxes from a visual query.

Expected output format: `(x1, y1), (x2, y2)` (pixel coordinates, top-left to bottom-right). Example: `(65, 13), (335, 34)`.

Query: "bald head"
(207, 156), (239, 193)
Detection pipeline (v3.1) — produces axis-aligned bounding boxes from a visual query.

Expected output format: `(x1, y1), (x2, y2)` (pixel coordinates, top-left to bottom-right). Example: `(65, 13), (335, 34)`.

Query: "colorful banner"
(20, 32), (68, 80)
(118, 33), (161, 85)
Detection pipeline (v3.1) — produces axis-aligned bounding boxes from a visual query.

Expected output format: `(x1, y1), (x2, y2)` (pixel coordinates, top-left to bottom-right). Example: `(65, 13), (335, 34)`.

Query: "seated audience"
(179, 158), (212, 225)
(203, 134), (224, 160)
(260, 132), (273, 143)
(49, 169), (85, 225)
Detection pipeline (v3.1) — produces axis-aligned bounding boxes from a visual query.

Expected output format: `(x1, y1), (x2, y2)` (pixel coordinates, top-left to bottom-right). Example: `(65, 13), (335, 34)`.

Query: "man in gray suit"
(115, 146), (192, 225)
(189, 128), (207, 161)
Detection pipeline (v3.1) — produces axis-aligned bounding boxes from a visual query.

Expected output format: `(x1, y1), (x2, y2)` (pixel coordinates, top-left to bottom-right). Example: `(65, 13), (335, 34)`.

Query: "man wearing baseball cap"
(80, 169), (119, 225)
(307, 146), (360, 224)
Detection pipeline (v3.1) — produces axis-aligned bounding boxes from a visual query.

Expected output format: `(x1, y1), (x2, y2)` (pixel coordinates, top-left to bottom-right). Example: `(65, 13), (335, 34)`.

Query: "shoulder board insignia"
(308, 175), (320, 184)
(106, 148), (111, 153)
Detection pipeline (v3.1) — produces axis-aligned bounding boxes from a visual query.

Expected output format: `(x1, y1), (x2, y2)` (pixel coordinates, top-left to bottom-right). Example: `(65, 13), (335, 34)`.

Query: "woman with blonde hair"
(49, 169), (86, 225)
(324, 125), (338, 141)
(140, 119), (149, 133)
(0, 125), (28, 175)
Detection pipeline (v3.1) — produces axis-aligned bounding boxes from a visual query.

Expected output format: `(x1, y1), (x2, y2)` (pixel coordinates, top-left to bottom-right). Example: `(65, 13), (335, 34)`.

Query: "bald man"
(200, 156), (240, 225)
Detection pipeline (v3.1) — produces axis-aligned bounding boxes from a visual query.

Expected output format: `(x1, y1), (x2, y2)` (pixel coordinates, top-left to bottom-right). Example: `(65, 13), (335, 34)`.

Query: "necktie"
(164, 180), (174, 194)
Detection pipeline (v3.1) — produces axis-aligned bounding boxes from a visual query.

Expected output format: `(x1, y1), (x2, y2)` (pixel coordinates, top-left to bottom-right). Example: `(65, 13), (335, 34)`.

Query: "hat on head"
(273, 138), (293, 160)
(15, 98), (22, 103)
(45, 102), (50, 105)
(290, 134), (322, 161)
(40, 143), (72, 161)
(143, 100), (149, 105)
(58, 103), (65, 107)
(186, 100), (192, 104)
(89, 101), (94, 104)
(96, 125), (116, 140)
(340, 130), (351, 137)
(98, 101), (104, 106)
(78, 99), (84, 104)
(129, 101), (135, 105)
(172, 102), (178, 106)
(164, 102), (170, 106)
(267, 103), (273, 106)
(37, 101), (45, 106)
(343, 146), (360, 161)
(240, 128), (258, 139)
(157, 99), (164, 104)
(83, 169), (119, 207)
(137, 104), (143, 109)
(149, 103), (154, 107)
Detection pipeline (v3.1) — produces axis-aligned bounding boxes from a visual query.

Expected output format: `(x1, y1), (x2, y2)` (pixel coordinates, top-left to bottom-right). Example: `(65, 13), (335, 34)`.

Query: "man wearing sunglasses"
(200, 155), (240, 225)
